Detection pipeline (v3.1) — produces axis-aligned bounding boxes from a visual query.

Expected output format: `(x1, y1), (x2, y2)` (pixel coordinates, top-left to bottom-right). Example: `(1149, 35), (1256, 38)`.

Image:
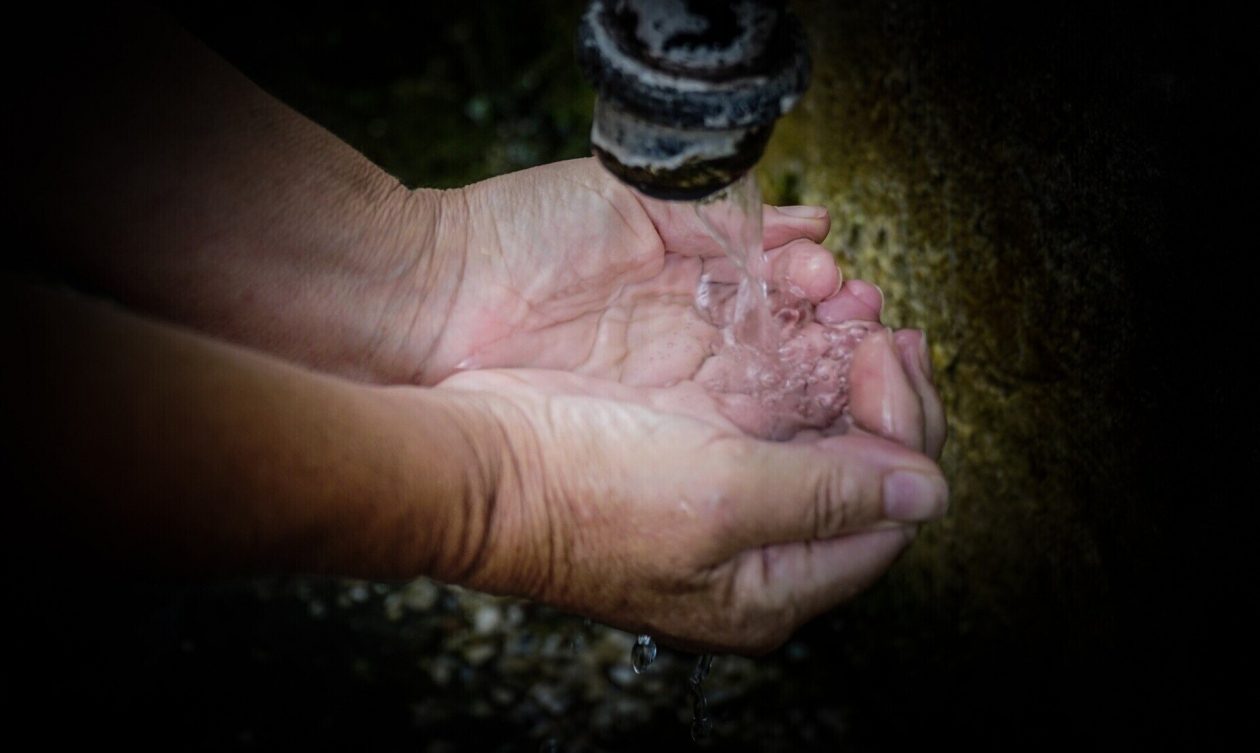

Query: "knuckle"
(698, 476), (746, 544)
(811, 467), (850, 538)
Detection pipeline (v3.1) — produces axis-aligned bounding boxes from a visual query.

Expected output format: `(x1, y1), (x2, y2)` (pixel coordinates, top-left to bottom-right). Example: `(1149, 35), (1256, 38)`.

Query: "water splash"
(692, 173), (870, 440)
(625, 176), (873, 741)
(626, 637), (714, 743)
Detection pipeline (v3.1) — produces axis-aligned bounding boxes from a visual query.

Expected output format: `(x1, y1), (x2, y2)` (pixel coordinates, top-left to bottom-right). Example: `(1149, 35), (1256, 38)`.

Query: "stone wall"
(757, 1), (1235, 746)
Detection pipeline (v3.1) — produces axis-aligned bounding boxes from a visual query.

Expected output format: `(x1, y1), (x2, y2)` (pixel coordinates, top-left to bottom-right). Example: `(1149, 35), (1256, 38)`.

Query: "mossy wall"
(757, 2), (1235, 747)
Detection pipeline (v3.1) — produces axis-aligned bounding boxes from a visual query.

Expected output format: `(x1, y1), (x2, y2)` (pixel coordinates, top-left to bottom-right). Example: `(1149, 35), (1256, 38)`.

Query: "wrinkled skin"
(435, 369), (942, 654)
(400, 159), (947, 652)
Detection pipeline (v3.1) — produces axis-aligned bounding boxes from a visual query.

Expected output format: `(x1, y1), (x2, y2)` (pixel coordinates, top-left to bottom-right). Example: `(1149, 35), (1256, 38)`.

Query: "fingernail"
(883, 471), (948, 522)
(848, 280), (883, 315)
(776, 205), (828, 219)
(894, 331), (920, 377)
(876, 331), (913, 438)
(917, 333), (934, 379)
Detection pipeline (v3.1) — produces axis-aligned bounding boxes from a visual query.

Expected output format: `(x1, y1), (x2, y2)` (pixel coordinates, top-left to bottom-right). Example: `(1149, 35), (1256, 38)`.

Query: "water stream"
(691, 173), (871, 441)
(630, 173), (870, 741)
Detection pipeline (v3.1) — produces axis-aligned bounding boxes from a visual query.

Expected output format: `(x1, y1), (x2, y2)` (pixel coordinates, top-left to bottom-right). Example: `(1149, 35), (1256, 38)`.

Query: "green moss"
(746, 1), (1192, 744)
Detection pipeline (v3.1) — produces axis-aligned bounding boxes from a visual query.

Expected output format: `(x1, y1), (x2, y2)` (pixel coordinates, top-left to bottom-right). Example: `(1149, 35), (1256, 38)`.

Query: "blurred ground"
(10, 1), (1245, 750)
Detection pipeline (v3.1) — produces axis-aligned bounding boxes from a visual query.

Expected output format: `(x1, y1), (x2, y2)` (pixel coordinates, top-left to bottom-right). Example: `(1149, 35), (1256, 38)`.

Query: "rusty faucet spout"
(577, 0), (811, 201)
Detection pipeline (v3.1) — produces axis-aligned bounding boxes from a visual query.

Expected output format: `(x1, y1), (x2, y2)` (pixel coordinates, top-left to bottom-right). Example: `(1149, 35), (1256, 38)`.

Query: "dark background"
(6, 1), (1248, 750)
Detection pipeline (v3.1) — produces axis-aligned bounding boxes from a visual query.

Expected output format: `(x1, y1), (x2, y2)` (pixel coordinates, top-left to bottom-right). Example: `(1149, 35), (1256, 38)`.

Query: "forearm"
(9, 7), (448, 383)
(2, 278), (494, 579)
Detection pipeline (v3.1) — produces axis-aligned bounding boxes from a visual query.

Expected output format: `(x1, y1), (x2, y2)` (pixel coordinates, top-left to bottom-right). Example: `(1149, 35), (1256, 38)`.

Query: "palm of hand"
(424, 158), (941, 450)
(423, 159), (713, 389)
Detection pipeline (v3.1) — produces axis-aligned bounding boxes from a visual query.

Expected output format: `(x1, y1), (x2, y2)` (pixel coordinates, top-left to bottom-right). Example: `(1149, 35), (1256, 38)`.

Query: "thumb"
(714, 433), (948, 552)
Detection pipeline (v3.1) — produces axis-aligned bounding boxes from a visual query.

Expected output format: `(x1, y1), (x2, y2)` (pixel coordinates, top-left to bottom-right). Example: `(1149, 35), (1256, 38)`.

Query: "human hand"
(392, 157), (944, 456)
(393, 157), (838, 387)
(428, 367), (948, 654)
(402, 157), (948, 652)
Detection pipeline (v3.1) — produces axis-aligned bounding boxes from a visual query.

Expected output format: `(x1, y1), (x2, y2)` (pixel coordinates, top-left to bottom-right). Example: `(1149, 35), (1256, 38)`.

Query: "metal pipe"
(577, 0), (811, 200)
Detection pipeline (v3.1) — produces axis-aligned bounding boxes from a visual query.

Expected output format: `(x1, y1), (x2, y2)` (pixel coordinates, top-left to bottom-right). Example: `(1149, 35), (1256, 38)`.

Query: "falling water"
(629, 173), (871, 741)
(631, 634), (657, 674)
(692, 172), (871, 441)
(694, 173), (777, 353)
(687, 653), (715, 743)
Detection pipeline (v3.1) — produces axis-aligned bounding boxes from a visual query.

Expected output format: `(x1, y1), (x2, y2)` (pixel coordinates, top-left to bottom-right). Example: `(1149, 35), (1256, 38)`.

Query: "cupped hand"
(406, 157), (835, 386)
(430, 367), (948, 654)
(408, 157), (948, 652)
(404, 157), (944, 456)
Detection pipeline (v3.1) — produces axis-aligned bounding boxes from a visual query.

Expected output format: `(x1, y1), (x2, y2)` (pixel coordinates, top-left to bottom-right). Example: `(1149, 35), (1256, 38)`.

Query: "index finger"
(640, 199), (831, 257)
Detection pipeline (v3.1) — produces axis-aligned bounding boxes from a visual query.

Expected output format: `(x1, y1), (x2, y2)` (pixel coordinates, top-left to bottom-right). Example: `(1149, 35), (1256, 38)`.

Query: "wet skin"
(398, 159), (948, 651)
(404, 159), (944, 456)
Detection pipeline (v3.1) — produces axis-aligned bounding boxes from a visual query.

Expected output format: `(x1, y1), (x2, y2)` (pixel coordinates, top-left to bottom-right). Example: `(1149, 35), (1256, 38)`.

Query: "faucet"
(577, 0), (811, 201)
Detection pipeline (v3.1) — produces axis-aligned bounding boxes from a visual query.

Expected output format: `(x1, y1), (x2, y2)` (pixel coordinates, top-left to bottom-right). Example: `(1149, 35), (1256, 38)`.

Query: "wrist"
(358, 184), (471, 386)
(393, 381), (566, 600)
(378, 383), (506, 582)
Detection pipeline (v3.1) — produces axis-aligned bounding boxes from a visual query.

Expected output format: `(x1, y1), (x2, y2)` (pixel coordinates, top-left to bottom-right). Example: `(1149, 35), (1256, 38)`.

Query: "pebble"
(463, 642), (497, 666)
(607, 663), (638, 688)
(490, 686), (515, 706)
(529, 683), (572, 716)
(540, 633), (566, 658)
(505, 604), (525, 628)
(427, 656), (456, 686)
(473, 604), (502, 634)
(382, 593), (405, 622)
(401, 579), (440, 611)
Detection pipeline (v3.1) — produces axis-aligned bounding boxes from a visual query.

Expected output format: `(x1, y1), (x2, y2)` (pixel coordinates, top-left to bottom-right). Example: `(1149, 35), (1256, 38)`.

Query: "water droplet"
(690, 716), (713, 743)
(687, 653), (716, 742)
(631, 634), (657, 673)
